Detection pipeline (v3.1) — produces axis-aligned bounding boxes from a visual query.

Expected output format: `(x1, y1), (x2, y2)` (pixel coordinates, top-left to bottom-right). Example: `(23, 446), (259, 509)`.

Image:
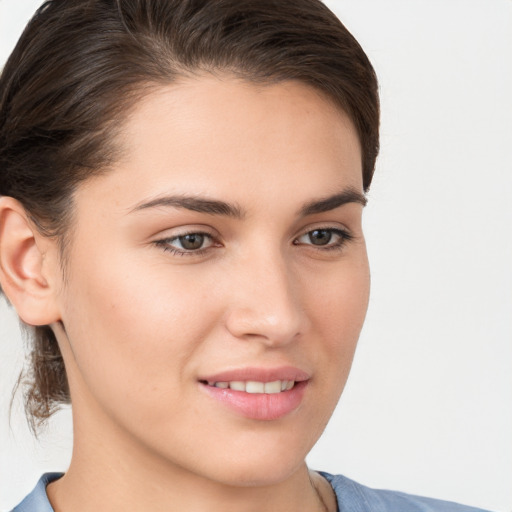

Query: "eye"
(175, 233), (208, 250)
(154, 231), (216, 255)
(294, 227), (352, 249)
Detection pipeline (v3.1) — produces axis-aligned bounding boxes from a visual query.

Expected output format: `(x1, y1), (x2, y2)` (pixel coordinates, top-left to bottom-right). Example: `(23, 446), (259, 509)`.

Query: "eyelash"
(293, 227), (353, 251)
(154, 227), (353, 257)
(154, 231), (216, 257)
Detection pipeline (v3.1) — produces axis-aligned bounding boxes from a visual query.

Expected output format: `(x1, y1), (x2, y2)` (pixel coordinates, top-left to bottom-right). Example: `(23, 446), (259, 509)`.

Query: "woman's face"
(52, 76), (370, 486)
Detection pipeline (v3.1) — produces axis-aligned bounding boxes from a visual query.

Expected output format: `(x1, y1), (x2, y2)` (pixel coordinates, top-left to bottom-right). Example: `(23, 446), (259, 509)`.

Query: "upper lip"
(199, 366), (310, 383)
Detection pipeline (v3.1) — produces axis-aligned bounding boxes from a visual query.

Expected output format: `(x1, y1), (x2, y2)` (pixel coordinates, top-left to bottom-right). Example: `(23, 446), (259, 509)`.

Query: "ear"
(0, 196), (61, 326)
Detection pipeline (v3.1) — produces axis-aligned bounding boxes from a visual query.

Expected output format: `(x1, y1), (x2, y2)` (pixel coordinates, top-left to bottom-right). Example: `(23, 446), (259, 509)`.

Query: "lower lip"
(200, 381), (308, 421)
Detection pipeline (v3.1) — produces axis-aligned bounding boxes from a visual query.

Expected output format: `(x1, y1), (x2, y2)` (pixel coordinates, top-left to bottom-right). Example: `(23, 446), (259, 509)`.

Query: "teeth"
(264, 381), (282, 394)
(211, 380), (295, 393)
(246, 381), (264, 393)
(229, 381), (246, 392)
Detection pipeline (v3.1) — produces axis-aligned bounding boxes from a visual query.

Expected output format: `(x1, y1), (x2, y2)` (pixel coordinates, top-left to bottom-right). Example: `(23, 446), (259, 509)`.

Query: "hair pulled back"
(0, 0), (379, 430)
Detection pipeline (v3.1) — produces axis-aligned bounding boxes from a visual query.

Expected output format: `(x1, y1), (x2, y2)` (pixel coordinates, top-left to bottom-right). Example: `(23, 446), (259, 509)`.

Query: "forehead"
(76, 76), (363, 211)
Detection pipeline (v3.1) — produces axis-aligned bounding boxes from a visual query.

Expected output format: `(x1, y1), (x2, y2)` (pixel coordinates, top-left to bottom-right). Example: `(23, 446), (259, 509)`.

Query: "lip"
(199, 366), (310, 384)
(198, 366), (310, 421)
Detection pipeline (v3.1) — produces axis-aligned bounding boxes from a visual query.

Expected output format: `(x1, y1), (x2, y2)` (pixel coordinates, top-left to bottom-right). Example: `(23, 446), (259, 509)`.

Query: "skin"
(0, 76), (370, 512)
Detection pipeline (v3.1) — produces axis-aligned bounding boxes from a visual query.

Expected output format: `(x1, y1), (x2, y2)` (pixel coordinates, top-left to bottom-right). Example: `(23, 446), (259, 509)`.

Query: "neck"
(48, 457), (326, 512)
(47, 408), (332, 512)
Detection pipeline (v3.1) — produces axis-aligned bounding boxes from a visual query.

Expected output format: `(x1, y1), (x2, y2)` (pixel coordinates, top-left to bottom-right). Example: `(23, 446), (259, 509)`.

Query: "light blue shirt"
(11, 472), (493, 511)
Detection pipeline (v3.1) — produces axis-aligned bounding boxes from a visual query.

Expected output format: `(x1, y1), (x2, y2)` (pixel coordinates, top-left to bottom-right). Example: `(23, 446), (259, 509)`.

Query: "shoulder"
(10, 471), (495, 512)
(319, 472), (494, 512)
(10, 473), (62, 512)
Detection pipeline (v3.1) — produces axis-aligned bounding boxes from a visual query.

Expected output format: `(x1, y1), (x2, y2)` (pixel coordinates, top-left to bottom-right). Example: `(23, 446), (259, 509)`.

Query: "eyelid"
(152, 226), (221, 256)
(151, 224), (219, 243)
(293, 225), (354, 249)
(295, 222), (352, 239)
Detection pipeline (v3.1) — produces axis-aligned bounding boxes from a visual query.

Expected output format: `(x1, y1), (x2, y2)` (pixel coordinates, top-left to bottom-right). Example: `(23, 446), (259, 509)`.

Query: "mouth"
(198, 367), (309, 421)
(200, 379), (296, 394)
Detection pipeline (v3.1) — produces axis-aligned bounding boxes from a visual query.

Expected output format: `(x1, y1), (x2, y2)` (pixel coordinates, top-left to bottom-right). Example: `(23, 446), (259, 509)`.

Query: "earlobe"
(0, 196), (61, 326)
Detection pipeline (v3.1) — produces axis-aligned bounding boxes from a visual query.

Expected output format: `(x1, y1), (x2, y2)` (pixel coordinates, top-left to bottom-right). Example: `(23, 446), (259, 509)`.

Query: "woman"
(0, 1), (496, 511)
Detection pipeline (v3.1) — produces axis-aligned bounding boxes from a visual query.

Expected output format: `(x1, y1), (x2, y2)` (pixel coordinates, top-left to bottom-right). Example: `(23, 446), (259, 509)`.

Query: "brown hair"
(0, 0), (379, 431)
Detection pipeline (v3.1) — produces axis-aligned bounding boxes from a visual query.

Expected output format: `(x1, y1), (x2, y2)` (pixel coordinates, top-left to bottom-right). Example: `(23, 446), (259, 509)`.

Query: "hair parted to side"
(0, 0), (379, 431)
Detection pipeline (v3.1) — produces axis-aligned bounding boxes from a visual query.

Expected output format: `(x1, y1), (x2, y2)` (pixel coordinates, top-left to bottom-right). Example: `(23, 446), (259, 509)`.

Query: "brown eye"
(178, 233), (205, 250)
(307, 229), (332, 246)
(294, 227), (352, 250)
(156, 231), (215, 255)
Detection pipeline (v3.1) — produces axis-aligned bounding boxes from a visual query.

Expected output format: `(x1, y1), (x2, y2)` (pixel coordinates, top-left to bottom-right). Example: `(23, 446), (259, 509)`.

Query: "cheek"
(308, 255), (370, 347)
(59, 250), (221, 415)
(303, 255), (370, 409)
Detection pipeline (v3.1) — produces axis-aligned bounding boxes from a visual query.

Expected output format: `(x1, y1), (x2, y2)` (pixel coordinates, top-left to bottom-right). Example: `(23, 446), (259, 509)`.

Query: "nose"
(224, 251), (305, 347)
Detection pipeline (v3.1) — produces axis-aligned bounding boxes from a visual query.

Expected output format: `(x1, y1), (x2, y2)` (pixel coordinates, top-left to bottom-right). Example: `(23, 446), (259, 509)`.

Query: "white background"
(1, 0), (511, 511)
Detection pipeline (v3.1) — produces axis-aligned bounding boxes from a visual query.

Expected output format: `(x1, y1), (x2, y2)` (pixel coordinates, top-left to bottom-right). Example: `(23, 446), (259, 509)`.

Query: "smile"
(198, 368), (309, 421)
(204, 380), (296, 393)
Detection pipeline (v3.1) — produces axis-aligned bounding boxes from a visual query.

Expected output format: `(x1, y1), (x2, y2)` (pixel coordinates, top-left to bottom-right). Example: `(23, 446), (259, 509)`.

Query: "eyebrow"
(130, 195), (244, 218)
(299, 188), (367, 216)
(130, 187), (366, 218)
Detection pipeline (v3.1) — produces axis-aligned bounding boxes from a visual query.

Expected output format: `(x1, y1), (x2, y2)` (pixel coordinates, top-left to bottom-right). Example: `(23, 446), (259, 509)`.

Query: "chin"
(191, 433), (313, 488)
